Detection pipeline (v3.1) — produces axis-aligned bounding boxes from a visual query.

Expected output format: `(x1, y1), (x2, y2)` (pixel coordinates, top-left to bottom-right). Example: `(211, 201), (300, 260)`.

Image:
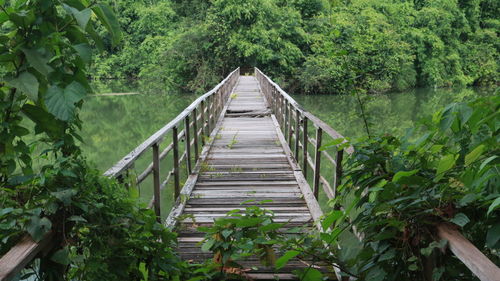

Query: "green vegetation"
(93, 0), (498, 94)
(1, 0), (498, 280)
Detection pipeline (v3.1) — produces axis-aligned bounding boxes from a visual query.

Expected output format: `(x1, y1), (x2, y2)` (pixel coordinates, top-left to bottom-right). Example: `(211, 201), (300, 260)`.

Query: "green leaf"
(92, 4), (122, 46)
(201, 239), (214, 252)
(392, 169), (418, 183)
(21, 48), (53, 76)
(259, 223), (284, 232)
(73, 43), (92, 64)
(275, 250), (299, 270)
(51, 247), (70, 265)
(321, 210), (342, 230)
(51, 189), (77, 206)
(21, 104), (65, 138)
(435, 154), (457, 180)
(235, 217), (262, 227)
(45, 82), (86, 121)
(487, 197), (500, 216)
(26, 216), (52, 242)
(486, 222), (500, 248)
(74, 8), (91, 29)
(465, 145), (485, 166)
(296, 268), (323, 281)
(450, 213), (469, 227)
(68, 215), (87, 223)
(7, 72), (39, 100)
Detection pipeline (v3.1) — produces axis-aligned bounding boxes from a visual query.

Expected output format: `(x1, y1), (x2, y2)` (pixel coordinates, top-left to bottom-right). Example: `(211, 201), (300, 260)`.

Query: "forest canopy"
(93, 0), (499, 94)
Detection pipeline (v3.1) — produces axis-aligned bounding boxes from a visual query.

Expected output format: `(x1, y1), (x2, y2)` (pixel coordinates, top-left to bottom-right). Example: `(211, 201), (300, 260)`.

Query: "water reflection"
(81, 80), (198, 171)
(292, 87), (493, 140)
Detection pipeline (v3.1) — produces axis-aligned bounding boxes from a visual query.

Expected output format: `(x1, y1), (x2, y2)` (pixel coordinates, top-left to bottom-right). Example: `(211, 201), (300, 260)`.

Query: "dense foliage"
(0, 1), (189, 280)
(93, 0), (498, 94)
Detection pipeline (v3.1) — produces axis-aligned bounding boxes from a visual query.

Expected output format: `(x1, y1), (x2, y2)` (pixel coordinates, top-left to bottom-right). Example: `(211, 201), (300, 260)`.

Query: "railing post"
(193, 108), (199, 160)
(302, 117), (308, 179)
(184, 116), (192, 174)
(287, 101), (292, 144)
(334, 149), (344, 197)
(294, 109), (300, 161)
(172, 126), (180, 199)
(152, 143), (161, 221)
(313, 127), (322, 199)
(200, 100), (206, 145)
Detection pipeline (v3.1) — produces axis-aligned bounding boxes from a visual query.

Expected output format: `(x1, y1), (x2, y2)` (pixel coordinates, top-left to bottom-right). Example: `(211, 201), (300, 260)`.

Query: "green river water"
(79, 80), (494, 209)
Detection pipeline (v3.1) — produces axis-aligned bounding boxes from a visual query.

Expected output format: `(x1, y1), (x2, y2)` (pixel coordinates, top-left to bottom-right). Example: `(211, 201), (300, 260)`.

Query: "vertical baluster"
(172, 126), (180, 199)
(193, 108), (199, 160)
(200, 100), (206, 145)
(334, 149), (344, 198)
(210, 94), (215, 129)
(302, 117), (308, 179)
(152, 143), (161, 221)
(207, 96), (212, 133)
(294, 109), (300, 160)
(184, 116), (192, 174)
(287, 102), (292, 144)
(313, 127), (322, 199)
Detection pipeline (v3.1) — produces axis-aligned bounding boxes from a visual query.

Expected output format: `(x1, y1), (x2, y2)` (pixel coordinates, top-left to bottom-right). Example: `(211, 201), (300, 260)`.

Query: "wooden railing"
(255, 67), (500, 281)
(104, 67), (240, 219)
(256, 67), (353, 201)
(0, 67), (240, 281)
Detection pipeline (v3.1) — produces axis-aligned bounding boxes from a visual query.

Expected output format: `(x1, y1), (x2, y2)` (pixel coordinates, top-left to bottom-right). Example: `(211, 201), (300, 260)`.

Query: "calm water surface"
(292, 87), (494, 140)
(81, 81), (492, 209)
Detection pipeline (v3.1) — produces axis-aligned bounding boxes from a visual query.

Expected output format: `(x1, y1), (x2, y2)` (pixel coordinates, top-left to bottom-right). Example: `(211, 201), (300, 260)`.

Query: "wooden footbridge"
(2, 68), (499, 281)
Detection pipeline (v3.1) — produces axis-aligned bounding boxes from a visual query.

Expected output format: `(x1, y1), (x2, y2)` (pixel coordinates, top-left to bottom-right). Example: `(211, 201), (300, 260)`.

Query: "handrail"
(0, 67), (240, 281)
(255, 67), (351, 200)
(104, 67), (241, 178)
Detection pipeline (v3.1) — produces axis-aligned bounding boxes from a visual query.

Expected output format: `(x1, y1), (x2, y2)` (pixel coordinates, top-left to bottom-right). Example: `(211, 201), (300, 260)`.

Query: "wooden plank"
(270, 115), (324, 228)
(165, 80), (239, 229)
(437, 224), (500, 281)
(0, 233), (54, 281)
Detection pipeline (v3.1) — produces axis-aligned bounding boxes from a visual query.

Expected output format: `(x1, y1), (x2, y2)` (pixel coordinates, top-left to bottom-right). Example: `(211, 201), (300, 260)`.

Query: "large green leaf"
(487, 197), (500, 216)
(45, 82), (87, 121)
(7, 72), (39, 100)
(26, 216), (52, 242)
(435, 154), (457, 181)
(275, 250), (299, 269)
(21, 48), (53, 76)
(51, 247), (70, 265)
(465, 144), (485, 166)
(73, 43), (92, 64)
(486, 222), (500, 248)
(450, 213), (469, 227)
(21, 104), (65, 138)
(92, 4), (122, 46)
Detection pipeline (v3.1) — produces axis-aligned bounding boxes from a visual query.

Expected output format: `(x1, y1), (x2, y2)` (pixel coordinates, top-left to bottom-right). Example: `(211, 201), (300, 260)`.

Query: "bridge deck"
(176, 76), (324, 280)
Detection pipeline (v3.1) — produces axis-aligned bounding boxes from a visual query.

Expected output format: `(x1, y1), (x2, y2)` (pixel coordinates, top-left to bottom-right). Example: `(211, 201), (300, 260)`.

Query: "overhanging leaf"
(486, 222), (500, 248)
(51, 247), (70, 265)
(275, 250), (299, 270)
(21, 104), (65, 138)
(73, 43), (92, 64)
(392, 170), (418, 183)
(7, 72), (39, 100)
(26, 216), (52, 242)
(435, 154), (457, 181)
(45, 82), (87, 121)
(487, 197), (500, 216)
(92, 4), (122, 46)
(450, 213), (469, 227)
(465, 145), (485, 166)
(22, 48), (53, 76)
